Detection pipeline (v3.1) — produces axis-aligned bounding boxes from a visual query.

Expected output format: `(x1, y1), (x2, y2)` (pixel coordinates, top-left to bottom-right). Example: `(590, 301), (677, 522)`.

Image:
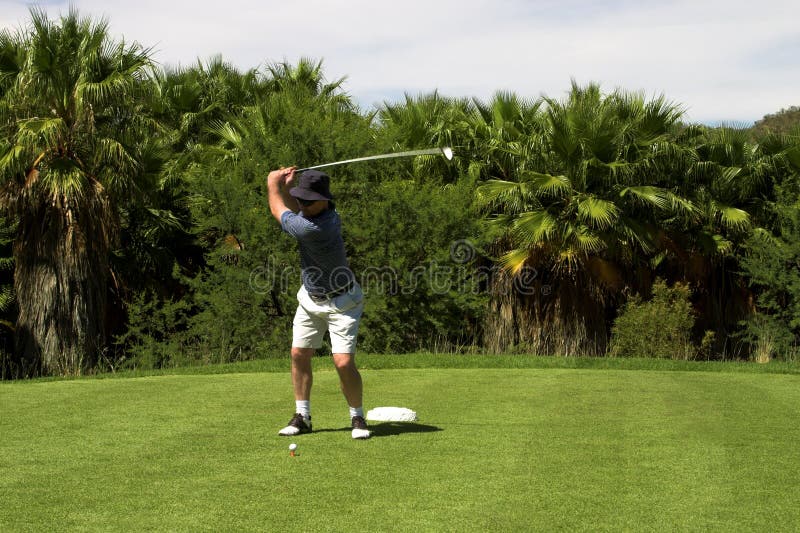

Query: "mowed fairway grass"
(2, 359), (799, 531)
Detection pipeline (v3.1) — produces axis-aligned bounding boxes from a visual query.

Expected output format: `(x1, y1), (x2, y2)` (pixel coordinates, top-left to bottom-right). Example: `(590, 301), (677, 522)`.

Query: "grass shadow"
(312, 422), (442, 437)
(369, 421), (443, 437)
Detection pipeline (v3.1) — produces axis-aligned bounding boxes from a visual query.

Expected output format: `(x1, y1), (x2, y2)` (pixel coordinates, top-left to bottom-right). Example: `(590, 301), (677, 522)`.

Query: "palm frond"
(617, 216), (656, 254)
(498, 247), (532, 274)
(650, 140), (691, 163)
(749, 227), (782, 249)
(206, 120), (243, 150)
(661, 191), (701, 220)
(689, 160), (717, 183)
(143, 208), (185, 238)
(17, 117), (66, 150)
(568, 223), (606, 253)
(512, 209), (558, 244)
(522, 170), (572, 198)
(696, 231), (733, 256)
(577, 196), (619, 229)
(39, 159), (87, 199)
(0, 285), (15, 313)
(711, 200), (750, 231)
(0, 142), (28, 175)
(475, 179), (535, 213)
(96, 137), (138, 174)
(77, 70), (132, 106)
(600, 160), (636, 183)
(720, 165), (742, 184)
(785, 144), (800, 171)
(619, 185), (669, 210)
(649, 250), (668, 269)
(0, 29), (26, 89)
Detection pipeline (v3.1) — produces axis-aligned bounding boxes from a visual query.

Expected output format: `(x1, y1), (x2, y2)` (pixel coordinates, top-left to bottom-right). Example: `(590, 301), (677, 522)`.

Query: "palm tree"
(657, 124), (791, 343)
(377, 91), (472, 182)
(115, 56), (264, 291)
(475, 82), (691, 355)
(264, 58), (353, 112)
(206, 59), (371, 175)
(0, 215), (16, 378)
(150, 56), (264, 147)
(465, 90), (544, 183)
(0, 8), (157, 376)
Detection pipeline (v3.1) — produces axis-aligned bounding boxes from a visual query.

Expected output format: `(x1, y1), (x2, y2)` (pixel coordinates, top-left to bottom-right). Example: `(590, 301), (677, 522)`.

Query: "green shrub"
(113, 289), (191, 370)
(739, 313), (795, 363)
(610, 279), (696, 360)
(344, 178), (486, 353)
(739, 182), (800, 361)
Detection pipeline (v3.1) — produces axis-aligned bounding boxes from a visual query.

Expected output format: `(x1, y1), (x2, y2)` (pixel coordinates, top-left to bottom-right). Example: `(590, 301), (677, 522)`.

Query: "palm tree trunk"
(485, 269), (608, 356)
(14, 188), (111, 376)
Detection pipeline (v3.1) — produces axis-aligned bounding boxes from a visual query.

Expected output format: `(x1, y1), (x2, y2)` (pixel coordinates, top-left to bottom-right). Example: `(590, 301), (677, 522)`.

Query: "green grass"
(27, 352), (800, 382)
(2, 362), (799, 531)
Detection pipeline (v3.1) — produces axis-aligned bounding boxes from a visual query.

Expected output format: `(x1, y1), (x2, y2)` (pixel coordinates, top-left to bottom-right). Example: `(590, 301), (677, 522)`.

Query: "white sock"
(349, 406), (364, 419)
(296, 400), (311, 419)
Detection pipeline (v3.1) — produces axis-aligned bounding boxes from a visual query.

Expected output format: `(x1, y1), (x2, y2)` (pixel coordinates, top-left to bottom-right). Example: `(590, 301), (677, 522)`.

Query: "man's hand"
(267, 167), (295, 190)
(284, 169), (296, 188)
(267, 166), (299, 223)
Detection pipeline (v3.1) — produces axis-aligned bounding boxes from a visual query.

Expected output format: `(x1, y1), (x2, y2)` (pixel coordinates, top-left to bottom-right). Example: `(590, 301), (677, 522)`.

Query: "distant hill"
(752, 106), (800, 137)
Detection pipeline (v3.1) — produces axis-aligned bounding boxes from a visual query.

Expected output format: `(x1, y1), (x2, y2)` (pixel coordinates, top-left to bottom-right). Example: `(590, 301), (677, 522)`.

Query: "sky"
(1, 0), (798, 124)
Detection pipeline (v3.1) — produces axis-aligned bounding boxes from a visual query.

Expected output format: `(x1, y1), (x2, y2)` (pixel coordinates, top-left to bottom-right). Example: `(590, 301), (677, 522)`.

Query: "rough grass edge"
(3, 352), (799, 384)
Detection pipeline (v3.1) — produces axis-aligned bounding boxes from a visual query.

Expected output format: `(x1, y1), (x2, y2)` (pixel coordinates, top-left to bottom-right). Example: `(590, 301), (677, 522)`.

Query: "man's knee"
(332, 353), (356, 371)
(291, 347), (315, 361)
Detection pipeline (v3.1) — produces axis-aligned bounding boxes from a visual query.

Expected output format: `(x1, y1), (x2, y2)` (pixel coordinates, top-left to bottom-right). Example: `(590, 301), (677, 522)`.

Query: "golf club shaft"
(295, 147), (450, 173)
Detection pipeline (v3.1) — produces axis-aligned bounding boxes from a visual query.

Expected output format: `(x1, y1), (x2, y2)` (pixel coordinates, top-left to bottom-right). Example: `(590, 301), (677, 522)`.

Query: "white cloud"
(1, 0), (798, 122)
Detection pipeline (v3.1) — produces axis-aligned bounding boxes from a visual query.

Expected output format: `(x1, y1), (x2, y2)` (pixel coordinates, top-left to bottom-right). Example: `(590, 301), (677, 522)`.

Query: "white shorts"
(292, 283), (364, 354)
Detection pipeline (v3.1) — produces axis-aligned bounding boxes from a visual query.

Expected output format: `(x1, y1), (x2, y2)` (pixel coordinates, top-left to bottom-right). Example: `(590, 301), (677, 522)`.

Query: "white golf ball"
(289, 443), (297, 451)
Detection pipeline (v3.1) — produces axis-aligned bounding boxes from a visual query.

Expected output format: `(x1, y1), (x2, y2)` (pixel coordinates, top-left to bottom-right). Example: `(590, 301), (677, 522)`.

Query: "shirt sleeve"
(281, 210), (321, 240)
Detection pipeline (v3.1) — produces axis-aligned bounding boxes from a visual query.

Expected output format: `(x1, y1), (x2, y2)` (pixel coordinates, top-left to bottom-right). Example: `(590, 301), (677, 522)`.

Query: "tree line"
(1, 8), (799, 378)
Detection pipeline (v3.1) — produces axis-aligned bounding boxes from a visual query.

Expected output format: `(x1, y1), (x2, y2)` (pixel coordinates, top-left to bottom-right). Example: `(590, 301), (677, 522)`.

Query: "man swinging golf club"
(266, 166), (370, 439)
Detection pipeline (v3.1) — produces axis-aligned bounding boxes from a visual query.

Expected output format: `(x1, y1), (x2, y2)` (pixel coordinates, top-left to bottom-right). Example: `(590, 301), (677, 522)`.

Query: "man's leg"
(328, 286), (368, 438)
(279, 347), (316, 436)
(333, 352), (370, 439)
(280, 297), (325, 436)
(292, 347), (315, 401)
(332, 352), (362, 408)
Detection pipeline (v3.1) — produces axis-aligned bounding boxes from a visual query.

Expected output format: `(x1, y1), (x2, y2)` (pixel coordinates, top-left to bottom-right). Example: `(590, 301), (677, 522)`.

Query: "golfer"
(266, 167), (370, 439)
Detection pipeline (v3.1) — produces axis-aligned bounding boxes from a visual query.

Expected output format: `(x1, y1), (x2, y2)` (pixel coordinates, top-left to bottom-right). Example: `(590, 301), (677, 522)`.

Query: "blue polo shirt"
(280, 207), (356, 297)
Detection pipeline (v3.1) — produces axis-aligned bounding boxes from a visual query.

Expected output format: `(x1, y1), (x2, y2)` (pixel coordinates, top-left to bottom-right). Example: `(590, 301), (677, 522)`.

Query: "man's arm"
(267, 167), (300, 223)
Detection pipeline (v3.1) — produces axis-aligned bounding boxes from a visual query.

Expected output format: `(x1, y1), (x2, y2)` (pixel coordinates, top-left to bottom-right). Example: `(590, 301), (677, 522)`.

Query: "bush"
(344, 178), (486, 353)
(113, 288), (191, 369)
(739, 181), (800, 361)
(115, 166), (298, 367)
(114, 86), (374, 367)
(609, 279), (696, 360)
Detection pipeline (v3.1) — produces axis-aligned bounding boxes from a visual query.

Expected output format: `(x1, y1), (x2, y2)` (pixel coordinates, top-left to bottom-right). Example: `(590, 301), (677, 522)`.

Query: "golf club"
(295, 147), (454, 173)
